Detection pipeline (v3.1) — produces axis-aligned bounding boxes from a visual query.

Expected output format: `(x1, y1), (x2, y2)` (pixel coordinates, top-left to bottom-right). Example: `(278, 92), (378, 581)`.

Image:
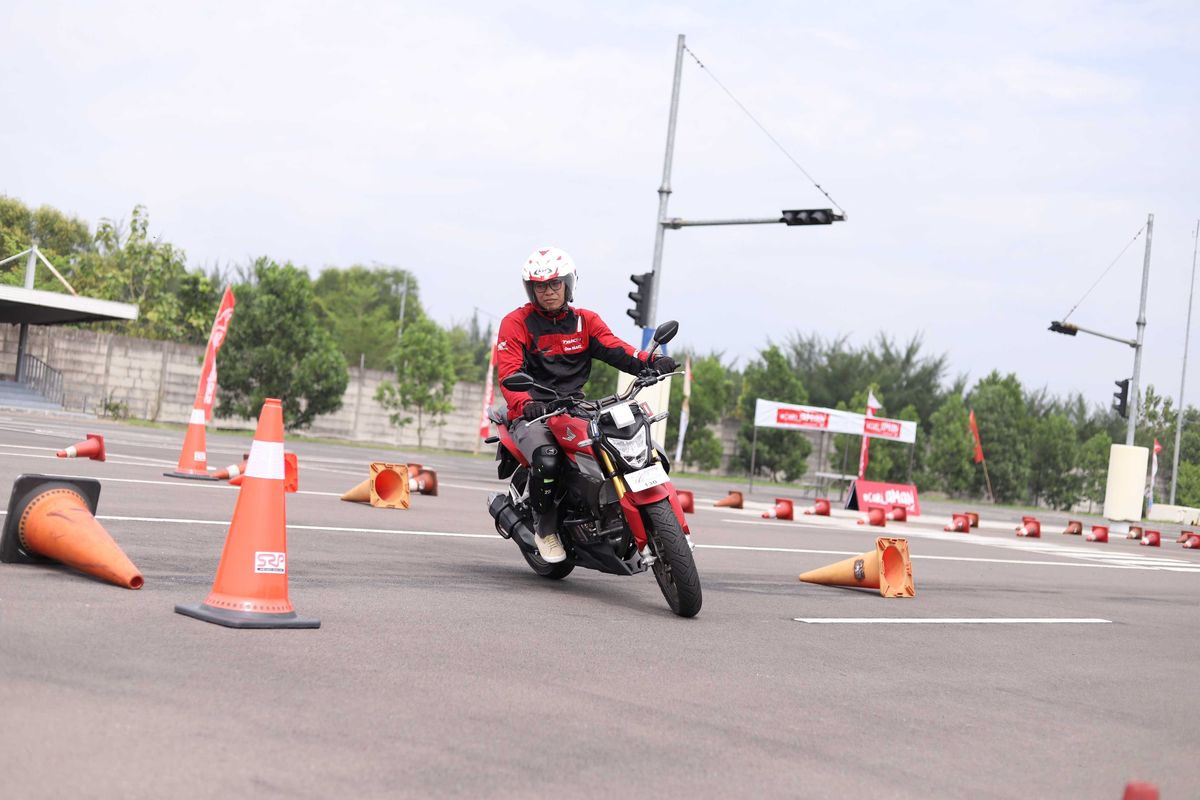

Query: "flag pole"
(980, 458), (995, 503)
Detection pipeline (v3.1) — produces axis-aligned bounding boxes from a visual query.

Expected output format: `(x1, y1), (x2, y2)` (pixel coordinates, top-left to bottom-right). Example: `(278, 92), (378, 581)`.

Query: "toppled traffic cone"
(676, 489), (694, 514)
(1140, 530), (1161, 547)
(1123, 781), (1159, 800)
(1127, 525), (1143, 540)
(1177, 530), (1194, 543)
(283, 451), (299, 494)
(56, 433), (105, 462)
(714, 491), (743, 509)
(213, 452), (250, 481)
(944, 513), (970, 533)
(164, 403), (218, 480)
(798, 536), (915, 598)
(1, 474), (142, 589)
(1063, 520), (1082, 535)
(1016, 518), (1041, 538)
(1183, 534), (1200, 549)
(1086, 525), (1109, 543)
(229, 473), (243, 487)
(857, 506), (886, 527)
(802, 498), (831, 516)
(408, 466), (437, 496)
(175, 398), (319, 629)
(340, 463), (411, 509)
(965, 512), (980, 528)
(885, 504), (907, 522)
(763, 498), (794, 520)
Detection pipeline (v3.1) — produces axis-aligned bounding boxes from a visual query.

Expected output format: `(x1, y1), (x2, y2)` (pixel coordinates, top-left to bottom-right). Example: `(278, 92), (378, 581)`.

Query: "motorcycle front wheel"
(644, 499), (702, 617)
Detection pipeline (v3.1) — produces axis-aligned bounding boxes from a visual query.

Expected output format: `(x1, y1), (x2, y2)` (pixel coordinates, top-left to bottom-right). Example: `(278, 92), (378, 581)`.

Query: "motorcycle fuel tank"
(548, 415), (593, 461)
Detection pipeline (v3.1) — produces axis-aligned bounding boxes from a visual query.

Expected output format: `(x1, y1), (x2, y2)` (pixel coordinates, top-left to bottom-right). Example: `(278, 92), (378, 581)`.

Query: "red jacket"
(496, 303), (650, 420)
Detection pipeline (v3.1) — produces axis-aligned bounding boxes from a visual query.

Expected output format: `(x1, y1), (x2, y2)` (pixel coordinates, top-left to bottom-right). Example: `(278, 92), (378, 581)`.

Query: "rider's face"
(532, 279), (565, 312)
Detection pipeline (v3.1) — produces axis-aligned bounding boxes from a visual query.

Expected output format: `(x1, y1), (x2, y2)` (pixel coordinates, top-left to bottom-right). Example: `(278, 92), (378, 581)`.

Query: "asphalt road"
(1, 412), (1197, 799)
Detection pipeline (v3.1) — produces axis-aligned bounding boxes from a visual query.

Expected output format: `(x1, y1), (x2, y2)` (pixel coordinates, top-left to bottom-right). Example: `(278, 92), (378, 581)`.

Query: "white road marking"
(91, 514), (500, 540)
(793, 618), (1113, 624)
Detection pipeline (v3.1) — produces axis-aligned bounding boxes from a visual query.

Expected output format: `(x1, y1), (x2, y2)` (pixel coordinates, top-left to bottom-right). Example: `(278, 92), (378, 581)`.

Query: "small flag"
(673, 356), (692, 465)
(969, 409), (985, 464)
(1149, 438), (1162, 511)
(857, 390), (881, 480)
(196, 287), (236, 422)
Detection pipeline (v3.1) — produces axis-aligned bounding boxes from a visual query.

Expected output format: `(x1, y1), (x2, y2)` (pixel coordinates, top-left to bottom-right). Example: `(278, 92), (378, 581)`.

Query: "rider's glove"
(651, 355), (679, 375)
(521, 401), (548, 421)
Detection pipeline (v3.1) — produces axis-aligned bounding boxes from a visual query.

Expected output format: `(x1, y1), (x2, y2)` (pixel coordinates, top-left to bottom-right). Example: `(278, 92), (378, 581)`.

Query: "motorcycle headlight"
(608, 426), (650, 469)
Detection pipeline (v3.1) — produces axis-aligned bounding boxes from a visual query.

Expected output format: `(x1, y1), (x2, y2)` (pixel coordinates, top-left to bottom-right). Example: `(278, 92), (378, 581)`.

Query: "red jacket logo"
(776, 409), (829, 428)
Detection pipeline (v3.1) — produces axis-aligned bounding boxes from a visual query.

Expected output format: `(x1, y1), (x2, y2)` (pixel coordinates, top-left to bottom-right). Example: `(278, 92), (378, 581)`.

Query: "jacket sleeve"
(583, 309), (650, 375)
(496, 311), (533, 420)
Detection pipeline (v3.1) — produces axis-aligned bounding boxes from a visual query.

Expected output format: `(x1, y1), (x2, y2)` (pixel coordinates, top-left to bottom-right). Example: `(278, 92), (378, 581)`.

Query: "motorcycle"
(484, 320), (702, 617)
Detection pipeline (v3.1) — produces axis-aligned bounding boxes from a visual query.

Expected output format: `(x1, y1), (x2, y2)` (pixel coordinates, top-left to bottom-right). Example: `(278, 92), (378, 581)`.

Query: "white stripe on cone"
(245, 440), (285, 480)
(189, 408), (206, 425)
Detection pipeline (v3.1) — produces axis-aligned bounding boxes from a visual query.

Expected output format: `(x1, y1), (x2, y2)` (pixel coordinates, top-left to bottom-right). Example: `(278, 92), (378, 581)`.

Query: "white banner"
(753, 398), (917, 443)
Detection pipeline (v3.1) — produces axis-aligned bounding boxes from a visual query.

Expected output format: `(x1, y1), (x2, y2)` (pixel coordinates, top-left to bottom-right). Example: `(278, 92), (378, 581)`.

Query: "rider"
(496, 246), (677, 563)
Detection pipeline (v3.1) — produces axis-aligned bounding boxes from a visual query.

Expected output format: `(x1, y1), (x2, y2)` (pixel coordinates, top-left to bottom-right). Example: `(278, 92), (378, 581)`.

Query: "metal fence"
(18, 353), (64, 406)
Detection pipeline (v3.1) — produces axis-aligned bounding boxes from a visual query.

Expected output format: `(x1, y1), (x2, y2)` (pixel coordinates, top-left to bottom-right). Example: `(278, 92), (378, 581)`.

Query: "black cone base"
(175, 602), (320, 629)
(163, 471), (221, 481)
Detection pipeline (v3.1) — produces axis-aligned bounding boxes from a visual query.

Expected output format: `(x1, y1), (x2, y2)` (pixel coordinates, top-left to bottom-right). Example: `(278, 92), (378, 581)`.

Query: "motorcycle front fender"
(618, 482), (691, 549)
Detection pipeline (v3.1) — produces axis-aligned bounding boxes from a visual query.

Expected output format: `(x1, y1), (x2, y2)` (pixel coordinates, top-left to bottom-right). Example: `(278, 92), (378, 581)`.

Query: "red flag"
(969, 409), (984, 464)
(195, 287), (236, 422)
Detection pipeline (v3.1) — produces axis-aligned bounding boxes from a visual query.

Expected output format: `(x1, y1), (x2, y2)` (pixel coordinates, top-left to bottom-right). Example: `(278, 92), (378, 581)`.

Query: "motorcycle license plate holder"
(624, 463), (668, 493)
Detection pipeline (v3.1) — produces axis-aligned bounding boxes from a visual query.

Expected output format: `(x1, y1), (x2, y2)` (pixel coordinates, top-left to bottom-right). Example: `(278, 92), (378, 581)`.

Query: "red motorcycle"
(485, 321), (701, 617)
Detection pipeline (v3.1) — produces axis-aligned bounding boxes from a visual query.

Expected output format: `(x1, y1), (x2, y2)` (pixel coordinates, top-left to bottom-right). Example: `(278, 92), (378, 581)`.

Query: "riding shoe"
(534, 532), (567, 563)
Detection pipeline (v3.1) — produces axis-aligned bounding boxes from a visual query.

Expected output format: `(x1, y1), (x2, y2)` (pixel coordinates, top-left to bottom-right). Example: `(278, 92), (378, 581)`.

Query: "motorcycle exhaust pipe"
(487, 493), (538, 554)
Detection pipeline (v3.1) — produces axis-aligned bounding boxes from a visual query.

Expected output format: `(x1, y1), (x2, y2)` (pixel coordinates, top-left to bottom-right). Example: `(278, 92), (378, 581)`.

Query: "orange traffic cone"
(1177, 530), (1194, 543)
(763, 498), (793, 520)
(175, 398), (318, 628)
(1140, 530), (1161, 547)
(283, 451), (299, 494)
(1183, 534), (1200, 549)
(802, 498), (831, 516)
(1086, 525), (1109, 543)
(714, 491), (743, 509)
(885, 504), (907, 522)
(164, 403), (218, 481)
(944, 513), (970, 533)
(56, 433), (105, 462)
(1127, 525), (1143, 540)
(339, 463), (411, 508)
(1016, 518), (1041, 537)
(341, 478), (370, 503)
(1122, 781), (1159, 800)
(1, 475), (142, 589)
(1063, 520), (1083, 535)
(965, 512), (980, 528)
(408, 466), (437, 496)
(213, 452), (250, 481)
(798, 536), (915, 598)
(676, 489), (695, 514)
(229, 473), (243, 487)
(857, 506), (886, 527)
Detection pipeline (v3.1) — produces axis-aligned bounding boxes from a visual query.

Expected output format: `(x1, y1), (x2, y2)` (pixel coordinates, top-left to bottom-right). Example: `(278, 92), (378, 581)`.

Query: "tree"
(0, 195), (94, 289)
(967, 372), (1031, 503)
(216, 258), (349, 429)
(445, 312), (494, 383)
(734, 345), (811, 481)
(1078, 431), (1111, 512)
(926, 394), (975, 496)
(1030, 414), (1080, 509)
(313, 266), (424, 370)
(665, 352), (738, 471)
(375, 317), (457, 448)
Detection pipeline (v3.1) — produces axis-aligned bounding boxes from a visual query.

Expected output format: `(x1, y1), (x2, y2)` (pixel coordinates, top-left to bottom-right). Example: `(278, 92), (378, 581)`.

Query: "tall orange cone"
(1140, 530), (1161, 547)
(1063, 520), (1083, 535)
(944, 513), (970, 532)
(164, 405), (218, 480)
(1, 475), (142, 589)
(175, 399), (319, 628)
(714, 490), (743, 509)
(56, 433), (106, 462)
(763, 498), (794, 520)
(857, 506), (886, 527)
(1016, 518), (1041, 537)
(802, 498), (831, 516)
(798, 536), (915, 598)
(676, 489), (695, 514)
(408, 466), (437, 496)
(1086, 525), (1109, 543)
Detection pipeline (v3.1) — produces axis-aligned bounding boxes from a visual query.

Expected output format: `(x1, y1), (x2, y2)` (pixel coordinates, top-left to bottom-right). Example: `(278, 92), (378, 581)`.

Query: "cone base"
(175, 602), (320, 629)
(163, 470), (220, 481)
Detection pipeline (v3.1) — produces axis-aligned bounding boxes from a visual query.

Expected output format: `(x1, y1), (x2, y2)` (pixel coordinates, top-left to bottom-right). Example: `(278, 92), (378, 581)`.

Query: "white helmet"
(522, 246), (577, 307)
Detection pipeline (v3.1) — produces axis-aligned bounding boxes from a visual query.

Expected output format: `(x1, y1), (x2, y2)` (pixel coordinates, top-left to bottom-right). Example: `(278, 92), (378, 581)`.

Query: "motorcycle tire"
(521, 548), (575, 580)
(644, 498), (702, 617)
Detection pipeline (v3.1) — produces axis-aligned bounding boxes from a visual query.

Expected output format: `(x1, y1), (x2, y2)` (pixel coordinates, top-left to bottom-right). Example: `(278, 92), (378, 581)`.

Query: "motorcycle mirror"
(501, 373), (536, 392)
(652, 320), (679, 346)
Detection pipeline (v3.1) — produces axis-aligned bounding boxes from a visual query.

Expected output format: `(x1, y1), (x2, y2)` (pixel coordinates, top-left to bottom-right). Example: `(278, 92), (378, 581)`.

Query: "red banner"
(848, 480), (921, 515)
(195, 287), (236, 420)
(969, 408), (984, 464)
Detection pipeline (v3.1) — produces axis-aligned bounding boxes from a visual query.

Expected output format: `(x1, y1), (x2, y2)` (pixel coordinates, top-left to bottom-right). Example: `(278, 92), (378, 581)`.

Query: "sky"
(2, 1), (1198, 415)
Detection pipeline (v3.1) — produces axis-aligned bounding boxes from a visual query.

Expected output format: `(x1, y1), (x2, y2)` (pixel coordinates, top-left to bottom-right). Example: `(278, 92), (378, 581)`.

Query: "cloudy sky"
(2, 1), (1198, 412)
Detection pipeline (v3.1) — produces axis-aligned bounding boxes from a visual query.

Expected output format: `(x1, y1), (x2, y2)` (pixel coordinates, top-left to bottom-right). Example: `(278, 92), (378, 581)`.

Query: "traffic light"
(780, 209), (845, 226)
(627, 272), (653, 327)
(1048, 321), (1078, 336)
(1113, 378), (1130, 419)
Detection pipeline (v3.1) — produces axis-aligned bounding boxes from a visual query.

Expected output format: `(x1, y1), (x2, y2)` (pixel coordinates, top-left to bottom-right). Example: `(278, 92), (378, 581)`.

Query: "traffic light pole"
(1127, 213), (1153, 446)
(646, 34), (687, 335)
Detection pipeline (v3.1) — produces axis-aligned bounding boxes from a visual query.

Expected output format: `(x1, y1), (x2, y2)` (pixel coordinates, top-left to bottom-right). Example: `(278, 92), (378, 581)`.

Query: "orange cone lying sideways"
(1183, 534), (1200, 549)
(1016, 517), (1041, 537)
(1178, 530), (1195, 544)
(213, 453), (250, 481)
(56, 433), (106, 462)
(763, 498), (793, 520)
(857, 506), (886, 527)
(714, 490), (743, 509)
(1087, 525), (1109, 543)
(341, 463), (411, 509)
(677, 489), (695, 514)
(798, 536), (915, 598)
(944, 513), (970, 533)
(965, 512), (980, 528)
(1, 475), (142, 589)
(408, 465), (437, 496)
(1127, 525), (1143, 541)
(1063, 520), (1083, 535)
(175, 399), (319, 628)
(802, 498), (831, 516)
(1140, 530), (1161, 547)
(885, 504), (907, 522)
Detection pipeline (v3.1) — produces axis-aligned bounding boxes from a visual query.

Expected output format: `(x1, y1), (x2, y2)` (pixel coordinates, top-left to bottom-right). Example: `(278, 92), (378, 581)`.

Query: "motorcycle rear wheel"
(521, 548), (575, 580)
(644, 499), (702, 617)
